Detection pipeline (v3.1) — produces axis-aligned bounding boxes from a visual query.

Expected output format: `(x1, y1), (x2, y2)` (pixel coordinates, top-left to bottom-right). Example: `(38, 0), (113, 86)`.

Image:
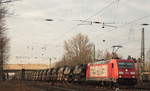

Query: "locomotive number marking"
(90, 65), (108, 77)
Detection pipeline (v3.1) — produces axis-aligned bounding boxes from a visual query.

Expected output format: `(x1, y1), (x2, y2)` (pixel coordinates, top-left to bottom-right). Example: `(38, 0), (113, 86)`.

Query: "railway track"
(25, 81), (77, 91)
(23, 81), (150, 91)
(24, 81), (112, 91)
(118, 86), (150, 91)
(64, 81), (150, 91)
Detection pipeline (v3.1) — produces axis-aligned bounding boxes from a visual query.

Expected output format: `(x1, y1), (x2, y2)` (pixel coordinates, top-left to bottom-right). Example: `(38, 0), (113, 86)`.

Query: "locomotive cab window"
(118, 62), (134, 68)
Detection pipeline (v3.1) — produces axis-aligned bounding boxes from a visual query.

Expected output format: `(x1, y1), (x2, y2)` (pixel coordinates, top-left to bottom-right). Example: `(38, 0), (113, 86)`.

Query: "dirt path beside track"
(0, 80), (44, 91)
(0, 80), (150, 91)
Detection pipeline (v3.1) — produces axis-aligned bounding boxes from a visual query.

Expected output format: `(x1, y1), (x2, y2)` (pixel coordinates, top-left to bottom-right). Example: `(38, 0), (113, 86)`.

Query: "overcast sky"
(6, 0), (150, 64)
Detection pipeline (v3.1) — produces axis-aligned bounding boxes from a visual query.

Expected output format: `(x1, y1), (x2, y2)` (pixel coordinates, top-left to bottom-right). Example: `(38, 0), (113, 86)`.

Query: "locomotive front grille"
(117, 78), (137, 85)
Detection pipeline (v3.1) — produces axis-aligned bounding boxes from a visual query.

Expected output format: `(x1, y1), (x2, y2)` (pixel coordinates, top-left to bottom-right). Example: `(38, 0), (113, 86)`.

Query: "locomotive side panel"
(86, 64), (109, 81)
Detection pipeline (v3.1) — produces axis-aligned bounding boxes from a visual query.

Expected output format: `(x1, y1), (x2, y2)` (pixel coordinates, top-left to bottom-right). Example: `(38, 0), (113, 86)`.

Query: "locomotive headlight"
(132, 76), (135, 78)
(130, 72), (135, 75)
(119, 75), (122, 78)
(119, 72), (124, 74)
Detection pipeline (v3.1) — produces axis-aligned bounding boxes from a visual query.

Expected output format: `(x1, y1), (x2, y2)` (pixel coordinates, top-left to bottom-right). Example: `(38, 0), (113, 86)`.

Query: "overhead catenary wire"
(73, 0), (121, 33)
(123, 47), (149, 56)
(112, 0), (120, 23)
(49, 0), (119, 43)
(76, 0), (120, 26)
(92, 14), (150, 40)
(50, 0), (127, 46)
(43, 0), (150, 58)
(41, 0), (119, 55)
(51, 13), (150, 53)
(85, 0), (120, 21)
(129, 15), (150, 24)
(43, 0), (150, 55)
(116, 14), (150, 44)
(91, 15), (150, 55)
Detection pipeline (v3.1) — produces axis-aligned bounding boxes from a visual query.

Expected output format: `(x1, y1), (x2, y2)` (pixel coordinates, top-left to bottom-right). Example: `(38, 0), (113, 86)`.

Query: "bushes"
(144, 61), (150, 72)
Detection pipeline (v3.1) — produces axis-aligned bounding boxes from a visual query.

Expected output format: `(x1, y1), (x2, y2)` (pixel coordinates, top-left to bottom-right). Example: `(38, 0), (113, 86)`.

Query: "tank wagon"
(14, 59), (137, 86)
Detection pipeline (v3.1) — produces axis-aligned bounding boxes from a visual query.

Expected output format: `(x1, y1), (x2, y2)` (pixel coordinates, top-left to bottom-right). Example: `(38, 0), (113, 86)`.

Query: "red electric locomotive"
(86, 59), (137, 85)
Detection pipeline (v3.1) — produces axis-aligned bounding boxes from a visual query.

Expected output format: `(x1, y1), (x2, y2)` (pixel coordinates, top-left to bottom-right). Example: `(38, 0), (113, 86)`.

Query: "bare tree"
(0, 0), (10, 80)
(146, 49), (150, 60)
(59, 33), (93, 66)
(145, 49), (150, 71)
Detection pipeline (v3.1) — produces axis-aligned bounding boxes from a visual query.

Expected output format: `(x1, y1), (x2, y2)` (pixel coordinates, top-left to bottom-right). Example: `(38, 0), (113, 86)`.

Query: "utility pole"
(140, 23), (149, 83)
(141, 28), (145, 62)
(139, 27), (145, 83)
(93, 44), (96, 62)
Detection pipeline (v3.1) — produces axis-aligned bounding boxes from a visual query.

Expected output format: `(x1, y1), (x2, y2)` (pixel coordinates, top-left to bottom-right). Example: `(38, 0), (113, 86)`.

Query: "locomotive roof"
(93, 60), (110, 64)
(91, 59), (134, 64)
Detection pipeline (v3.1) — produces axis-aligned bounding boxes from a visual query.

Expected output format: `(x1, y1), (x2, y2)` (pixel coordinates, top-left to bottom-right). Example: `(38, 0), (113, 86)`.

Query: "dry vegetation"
(145, 49), (150, 71)
(55, 33), (121, 67)
(0, 0), (10, 80)
(55, 33), (94, 67)
(144, 61), (150, 72)
(0, 81), (44, 91)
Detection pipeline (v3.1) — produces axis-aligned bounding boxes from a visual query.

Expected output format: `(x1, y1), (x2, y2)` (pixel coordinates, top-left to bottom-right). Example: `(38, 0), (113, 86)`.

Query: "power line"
(92, 14), (150, 40)
(52, 13), (150, 52)
(124, 47), (149, 55)
(111, 0), (120, 23)
(50, 24), (79, 43)
(49, 0), (118, 43)
(75, 0), (119, 27)
(85, 0), (119, 21)
(46, 1), (150, 52)
(126, 14), (150, 25)
(45, 0), (124, 46)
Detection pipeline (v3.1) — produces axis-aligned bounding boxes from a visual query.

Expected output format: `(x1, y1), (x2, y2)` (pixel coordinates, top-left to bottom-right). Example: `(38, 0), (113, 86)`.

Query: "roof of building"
(4, 64), (49, 70)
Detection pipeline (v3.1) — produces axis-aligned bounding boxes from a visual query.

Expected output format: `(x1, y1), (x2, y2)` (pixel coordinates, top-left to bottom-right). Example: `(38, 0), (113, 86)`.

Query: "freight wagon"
(14, 59), (138, 86)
